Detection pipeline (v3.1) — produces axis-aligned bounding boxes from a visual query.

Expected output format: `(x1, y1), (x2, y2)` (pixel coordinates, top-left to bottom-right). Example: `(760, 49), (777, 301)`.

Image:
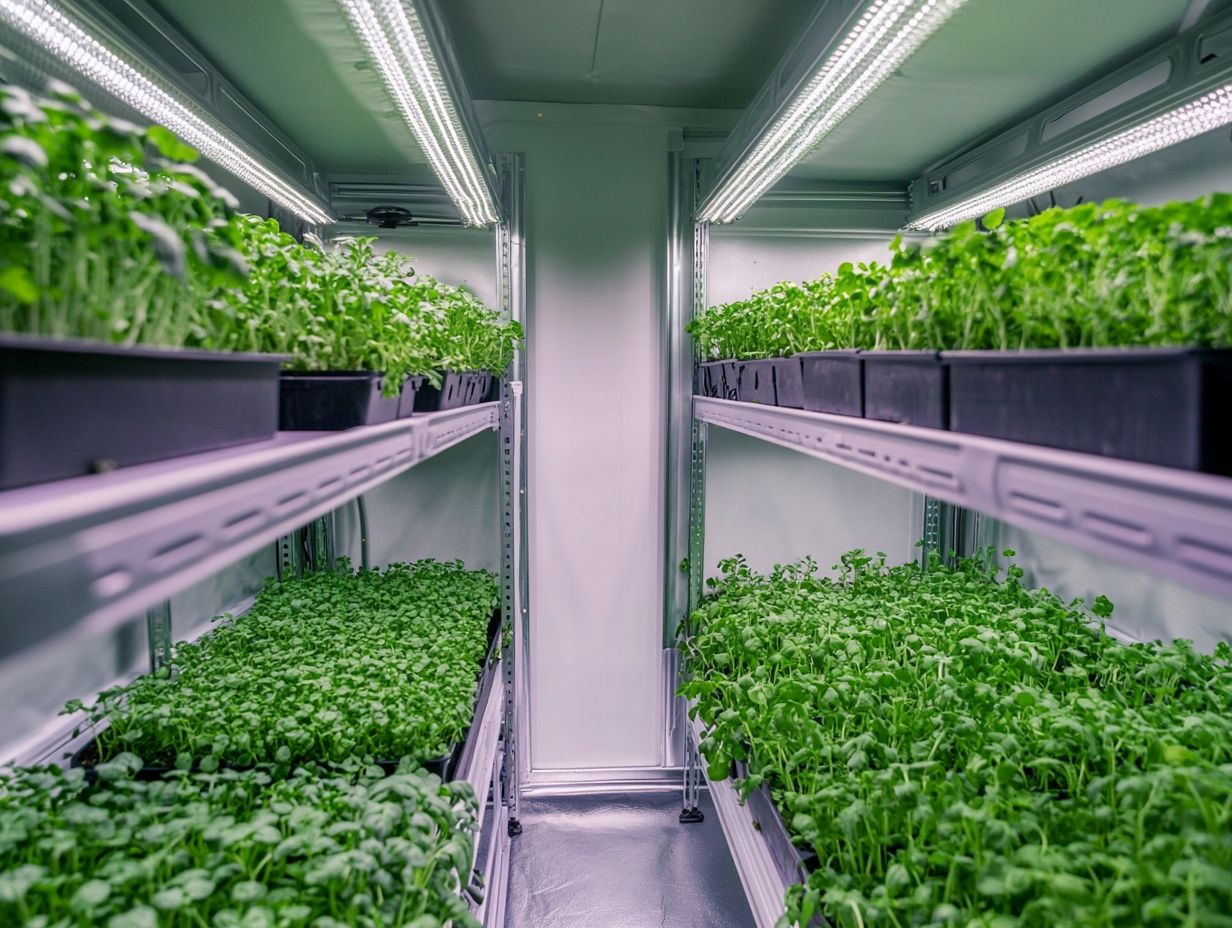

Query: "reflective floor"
(504, 790), (755, 928)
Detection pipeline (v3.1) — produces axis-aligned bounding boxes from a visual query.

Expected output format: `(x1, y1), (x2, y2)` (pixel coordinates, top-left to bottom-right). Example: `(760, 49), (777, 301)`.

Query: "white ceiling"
(148, 0), (1212, 189)
(439, 0), (819, 108)
(788, 0), (1195, 181)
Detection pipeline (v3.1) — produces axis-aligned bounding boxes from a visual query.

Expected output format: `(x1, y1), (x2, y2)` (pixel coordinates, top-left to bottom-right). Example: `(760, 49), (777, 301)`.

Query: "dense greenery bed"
(0, 762), (480, 928)
(689, 196), (1232, 360)
(682, 551), (1232, 927)
(80, 561), (499, 770)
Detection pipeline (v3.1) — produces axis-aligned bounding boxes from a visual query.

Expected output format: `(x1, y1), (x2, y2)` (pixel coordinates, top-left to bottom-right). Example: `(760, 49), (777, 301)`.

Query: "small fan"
(365, 205), (416, 229)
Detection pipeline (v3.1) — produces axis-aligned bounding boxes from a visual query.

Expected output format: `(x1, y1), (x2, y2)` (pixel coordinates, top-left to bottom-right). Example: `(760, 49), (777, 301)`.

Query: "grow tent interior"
(2, 0), (1232, 925)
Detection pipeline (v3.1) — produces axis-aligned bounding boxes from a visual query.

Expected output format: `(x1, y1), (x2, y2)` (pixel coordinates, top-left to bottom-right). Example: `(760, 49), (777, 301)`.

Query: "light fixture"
(697, 0), (972, 224)
(339, 0), (500, 227)
(0, 0), (334, 225)
(907, 84), (1232, 230)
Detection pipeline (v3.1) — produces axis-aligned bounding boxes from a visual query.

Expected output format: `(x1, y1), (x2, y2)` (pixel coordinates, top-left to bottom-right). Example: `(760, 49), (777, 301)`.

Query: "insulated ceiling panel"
(440, 0), (818, 108)
(787, 0), (1193, 182)
(151, 0), (426, 175)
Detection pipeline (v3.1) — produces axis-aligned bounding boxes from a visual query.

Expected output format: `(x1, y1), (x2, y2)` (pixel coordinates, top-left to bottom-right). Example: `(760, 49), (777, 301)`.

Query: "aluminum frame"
(907, 7), (1232, 227)
(0, 404), (498, 670)
(496, 152), (529, 836)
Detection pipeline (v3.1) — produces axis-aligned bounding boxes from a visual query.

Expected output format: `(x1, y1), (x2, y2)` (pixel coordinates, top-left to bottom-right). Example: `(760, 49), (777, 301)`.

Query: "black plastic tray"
(0, 334), (282, 490)
(73, 607), (503, 782)
(799, 349), (863, 416)
(945, 347), (1232, 473)
(413, 371), (468, 412)
(397, 375), (426, 419)
(279, 371), (398, 430)
(720, 361), (741, 401)
(737, 358), (777, 405)
(772, 357), (804, 409)
(862, 350), (948, 429)
(698, 361), (725, 398)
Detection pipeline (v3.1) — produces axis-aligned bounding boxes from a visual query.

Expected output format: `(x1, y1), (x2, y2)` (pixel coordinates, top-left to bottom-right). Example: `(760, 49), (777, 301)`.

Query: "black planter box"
(945, 348), (1232, 473)
(396, 375), (426, 419)
(413, 371), (468, 412)
(736, 358), (777, 405)
(279, 371), (398, 431)
(719, 360), (741, 401)
(771, 357), (804, 409)
(0, 334), (281, 490)
(862, 351), (948, 429)
(698, 361), (725, 398)
(463, 372), (493, 407)
(482, 374), (501, 403)
(799, 349), (863, 417)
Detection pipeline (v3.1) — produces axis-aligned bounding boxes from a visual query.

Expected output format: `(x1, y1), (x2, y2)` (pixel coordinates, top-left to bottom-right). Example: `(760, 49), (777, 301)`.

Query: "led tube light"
(907, 84), (1232, 231)
(339, 0), (499, 227)
(698, 0), (972, 224)
(0, 0), (334, 225)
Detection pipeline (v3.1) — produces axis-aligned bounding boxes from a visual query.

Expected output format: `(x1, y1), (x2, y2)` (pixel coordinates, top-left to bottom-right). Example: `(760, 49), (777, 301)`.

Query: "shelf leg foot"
(679, 806), (704, 824)
(507, 818), (523, 837)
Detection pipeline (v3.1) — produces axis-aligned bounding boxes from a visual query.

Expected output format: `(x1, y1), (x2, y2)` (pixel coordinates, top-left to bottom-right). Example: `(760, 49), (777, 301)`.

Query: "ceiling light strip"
(699, 0), (971, 224)
(0, 0), (333, 224)
(339, 0), (499, 227)
(907, 84), (1232, 230)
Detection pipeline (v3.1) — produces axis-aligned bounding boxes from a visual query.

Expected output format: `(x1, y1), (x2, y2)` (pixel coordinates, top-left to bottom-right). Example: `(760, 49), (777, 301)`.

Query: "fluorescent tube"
(698, 0), (972, 224)
(0, 0), (334, 225)
(907, 84), (1232, 230)
(339, 0), (500, 227)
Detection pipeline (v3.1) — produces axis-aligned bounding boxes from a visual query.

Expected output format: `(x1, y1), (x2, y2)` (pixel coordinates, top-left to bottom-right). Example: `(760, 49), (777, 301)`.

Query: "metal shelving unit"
(0, 403), (499, 665)
(694, 396), (1232, 602)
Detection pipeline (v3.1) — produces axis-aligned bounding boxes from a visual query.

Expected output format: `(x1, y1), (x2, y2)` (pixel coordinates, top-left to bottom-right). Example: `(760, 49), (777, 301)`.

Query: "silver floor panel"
(503, 790), (755, 928)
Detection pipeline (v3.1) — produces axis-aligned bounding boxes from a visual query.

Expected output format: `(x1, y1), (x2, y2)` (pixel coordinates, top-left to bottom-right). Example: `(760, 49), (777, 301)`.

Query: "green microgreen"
(81, 560), (498, 770)
(0, 762), (480, 928)
(688, 195), (1232, 358)
(681, 550), (1232, 927)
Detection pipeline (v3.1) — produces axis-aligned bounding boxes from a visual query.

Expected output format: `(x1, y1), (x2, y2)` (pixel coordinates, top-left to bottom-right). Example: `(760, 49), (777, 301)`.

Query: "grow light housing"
(0, 0), (334, 225)
(906, 9), (1232, 231)
(339, 0), (501, 228)
(696, 0), (974, 225)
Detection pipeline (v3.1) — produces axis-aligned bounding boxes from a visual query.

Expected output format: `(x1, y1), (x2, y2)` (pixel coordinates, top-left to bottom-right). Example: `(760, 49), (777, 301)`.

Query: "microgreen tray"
(73, 605), (503, 784)
(736, 358), (777, 405)
(945, 347), (1232, 473)
(798, 349), (863, 416)
(862, 350), (948, 429)
(413, 370), (469, 412)
(0, 334), (283, 490)
(278, 370), (399, 430)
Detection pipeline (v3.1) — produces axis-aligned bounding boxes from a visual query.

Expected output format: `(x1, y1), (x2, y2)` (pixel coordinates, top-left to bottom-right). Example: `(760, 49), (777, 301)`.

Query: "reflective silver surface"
(504, 791), (754, 928)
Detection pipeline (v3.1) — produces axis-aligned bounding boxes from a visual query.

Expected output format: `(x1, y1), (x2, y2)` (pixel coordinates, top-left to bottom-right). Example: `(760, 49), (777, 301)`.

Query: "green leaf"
(146, 124), (199, 162)
(981, 207), (1006, 229)
(0, 265), (38, 304)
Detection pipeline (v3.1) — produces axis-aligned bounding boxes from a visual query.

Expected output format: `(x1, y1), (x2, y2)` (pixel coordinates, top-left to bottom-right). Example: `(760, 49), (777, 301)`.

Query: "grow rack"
(2, 0), (1232, 926)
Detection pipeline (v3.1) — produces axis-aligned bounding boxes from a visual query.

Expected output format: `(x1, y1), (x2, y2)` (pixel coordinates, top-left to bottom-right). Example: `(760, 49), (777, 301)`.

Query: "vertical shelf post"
(497, 151), (527, 838)
(680, 198), (710, 824)
(145, 601), (172, 673)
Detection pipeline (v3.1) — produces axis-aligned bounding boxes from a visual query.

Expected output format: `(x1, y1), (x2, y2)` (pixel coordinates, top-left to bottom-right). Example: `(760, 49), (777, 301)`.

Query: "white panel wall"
(334, 434), (499, 572)
(483, 103), (680, 771)
(703, 430), (921, 581)
(335, 223), (500, 310)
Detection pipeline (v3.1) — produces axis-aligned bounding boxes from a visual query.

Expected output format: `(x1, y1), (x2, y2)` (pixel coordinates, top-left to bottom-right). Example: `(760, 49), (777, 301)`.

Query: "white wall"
(334, 434), (500, 573)
(704, 430), (921, 582)
(335, 223), (500, 310)
(709, 230), (897, 305)
(480, 103), (725, 771)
